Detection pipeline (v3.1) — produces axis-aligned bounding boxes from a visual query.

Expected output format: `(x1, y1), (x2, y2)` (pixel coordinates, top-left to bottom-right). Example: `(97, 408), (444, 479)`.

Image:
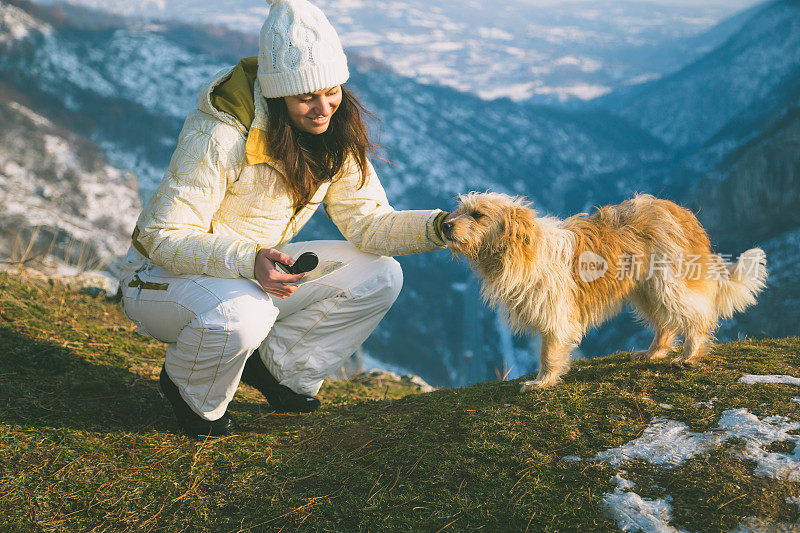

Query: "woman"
(119, 0), (449, 436)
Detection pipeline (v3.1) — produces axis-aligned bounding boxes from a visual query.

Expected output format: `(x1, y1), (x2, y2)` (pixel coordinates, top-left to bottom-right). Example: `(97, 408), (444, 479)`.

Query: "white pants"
(120, 240), (402, 420)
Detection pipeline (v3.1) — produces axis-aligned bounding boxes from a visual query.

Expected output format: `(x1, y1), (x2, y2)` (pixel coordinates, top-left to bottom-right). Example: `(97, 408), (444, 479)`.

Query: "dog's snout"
(442, 220), (454, 237)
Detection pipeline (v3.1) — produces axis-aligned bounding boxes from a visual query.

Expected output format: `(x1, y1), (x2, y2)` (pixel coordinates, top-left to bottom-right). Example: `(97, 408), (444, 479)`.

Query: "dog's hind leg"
(670, 287), (717, 365)
(672, 320), (714, 364)
(520, 333), (572, 391)
(629, 287), (681, 361)
(632, 324), (677, 361)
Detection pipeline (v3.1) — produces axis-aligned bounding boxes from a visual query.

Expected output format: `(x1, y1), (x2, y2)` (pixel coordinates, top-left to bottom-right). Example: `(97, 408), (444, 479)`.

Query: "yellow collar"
(245, 77), (274, 165)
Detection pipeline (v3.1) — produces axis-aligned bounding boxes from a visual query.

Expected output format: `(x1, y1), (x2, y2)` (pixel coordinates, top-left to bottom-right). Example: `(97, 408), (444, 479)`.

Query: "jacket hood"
(198, 57), (274, 165)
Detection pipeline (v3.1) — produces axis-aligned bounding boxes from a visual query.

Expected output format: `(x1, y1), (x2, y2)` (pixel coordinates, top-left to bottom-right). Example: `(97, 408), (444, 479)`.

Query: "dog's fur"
(441, 192), (768, 390)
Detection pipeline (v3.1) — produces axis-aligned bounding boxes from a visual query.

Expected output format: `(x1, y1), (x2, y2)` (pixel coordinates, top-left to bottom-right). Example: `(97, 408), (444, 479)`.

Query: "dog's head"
(441, 192), (538, 261)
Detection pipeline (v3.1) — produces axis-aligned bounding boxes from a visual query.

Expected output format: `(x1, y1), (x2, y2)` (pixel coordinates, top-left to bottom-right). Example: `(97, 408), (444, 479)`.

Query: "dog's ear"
(495, 202), (539, 259)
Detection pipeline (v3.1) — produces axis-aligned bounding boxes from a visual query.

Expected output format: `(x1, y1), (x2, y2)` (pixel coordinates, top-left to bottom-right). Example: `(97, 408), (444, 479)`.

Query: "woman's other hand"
(254, 248), (305, 299)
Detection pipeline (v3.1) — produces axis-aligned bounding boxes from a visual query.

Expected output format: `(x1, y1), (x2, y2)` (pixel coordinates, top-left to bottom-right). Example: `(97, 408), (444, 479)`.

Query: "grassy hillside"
(1, 272), (799, 531)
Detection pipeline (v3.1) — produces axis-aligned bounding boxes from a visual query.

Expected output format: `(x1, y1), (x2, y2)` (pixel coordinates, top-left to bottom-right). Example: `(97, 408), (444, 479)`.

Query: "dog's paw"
(520, 376), (559, 392)
(632, 348), (672, 361)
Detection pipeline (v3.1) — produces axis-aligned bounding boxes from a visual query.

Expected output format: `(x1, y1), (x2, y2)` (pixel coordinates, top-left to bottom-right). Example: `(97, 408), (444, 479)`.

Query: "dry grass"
(1, 225), (105, 275)
(1, 271), (799, 531)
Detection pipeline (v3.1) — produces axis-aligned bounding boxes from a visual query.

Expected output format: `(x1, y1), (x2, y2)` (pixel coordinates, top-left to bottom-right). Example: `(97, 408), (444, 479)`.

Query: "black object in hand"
(277, 251), (318, 275)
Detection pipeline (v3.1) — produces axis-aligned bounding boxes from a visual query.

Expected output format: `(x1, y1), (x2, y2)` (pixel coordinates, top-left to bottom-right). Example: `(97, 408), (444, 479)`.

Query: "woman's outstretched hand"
(254, 248), (305, 299)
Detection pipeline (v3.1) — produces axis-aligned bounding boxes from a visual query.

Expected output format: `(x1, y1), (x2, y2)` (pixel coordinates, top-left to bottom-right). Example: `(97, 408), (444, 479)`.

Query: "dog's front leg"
(520, 333), (571, 391)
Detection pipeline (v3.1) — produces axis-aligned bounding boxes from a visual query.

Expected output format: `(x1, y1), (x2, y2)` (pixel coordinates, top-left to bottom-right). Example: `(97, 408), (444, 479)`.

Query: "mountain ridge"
(0, 77), (140, 276)
(598, 0), (800, 151)
(28, 0), (762, 102)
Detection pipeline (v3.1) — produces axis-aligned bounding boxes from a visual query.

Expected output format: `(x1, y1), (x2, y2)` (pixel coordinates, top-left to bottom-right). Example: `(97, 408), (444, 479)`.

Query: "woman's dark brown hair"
(265, 87), (379, 211)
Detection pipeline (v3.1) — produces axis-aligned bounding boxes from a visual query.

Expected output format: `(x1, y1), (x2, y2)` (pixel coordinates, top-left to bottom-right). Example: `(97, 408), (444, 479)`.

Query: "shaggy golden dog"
(441, 192), (767, 390)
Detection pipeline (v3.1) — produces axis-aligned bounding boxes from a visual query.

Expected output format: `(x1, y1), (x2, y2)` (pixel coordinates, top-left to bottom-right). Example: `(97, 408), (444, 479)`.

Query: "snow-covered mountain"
(600, 0), (800, 152)
(0, 82), (140, 276)
(28, 0), (760, 103)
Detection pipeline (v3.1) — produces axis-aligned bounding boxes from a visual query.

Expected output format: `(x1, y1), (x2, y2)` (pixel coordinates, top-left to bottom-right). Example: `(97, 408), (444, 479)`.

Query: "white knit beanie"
(257, 0), (349, 98)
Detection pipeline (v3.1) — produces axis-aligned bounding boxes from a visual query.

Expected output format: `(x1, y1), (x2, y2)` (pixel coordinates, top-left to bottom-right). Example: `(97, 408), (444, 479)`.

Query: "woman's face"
(284, 86), (343, 134)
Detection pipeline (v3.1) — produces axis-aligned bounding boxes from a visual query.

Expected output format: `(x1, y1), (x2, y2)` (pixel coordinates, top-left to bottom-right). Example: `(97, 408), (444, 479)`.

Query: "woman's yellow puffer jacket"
(132, 58), (446, 279)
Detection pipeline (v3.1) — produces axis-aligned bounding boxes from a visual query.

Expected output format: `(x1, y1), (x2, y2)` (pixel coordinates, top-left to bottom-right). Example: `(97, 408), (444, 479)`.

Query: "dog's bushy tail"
(714, 248), (767, 319)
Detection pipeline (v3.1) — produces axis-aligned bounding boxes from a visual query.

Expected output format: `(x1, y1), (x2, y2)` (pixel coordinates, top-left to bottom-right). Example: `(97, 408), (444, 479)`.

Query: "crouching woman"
(119, 0), (448, 437)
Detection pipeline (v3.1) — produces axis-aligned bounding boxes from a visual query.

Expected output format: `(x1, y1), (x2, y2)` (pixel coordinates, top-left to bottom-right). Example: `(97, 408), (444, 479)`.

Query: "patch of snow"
(596, 409), (800, 481)
(624, 73), (662, 86)
(730, 517), (800, 532)
(659, 403), (673, 410)
(531, 83), (613, 101)
(478, 82), (543, 101)
(601, 473), (684, 533)
(675, 16), (717, 27)
(717, 409), (800, 481)
(613, 472), (636, 490)
(425, 41), (464, 53)
(0, 3), (51, 43)
(693, 397), (717, 408)
(739, 375), (800, 386)
(94, 139), (164, 199)
(554, 55), (603, 73)
(43, 135), (77, 169)
(339, 30), (381, 47)
(477, 27), (513, 41)
(562, 455), (582, 462)
(7, 102), (53, 128)
(595, 418), (723, 468)
(401, 374), (435, 393)
(528, 24), (608, 46)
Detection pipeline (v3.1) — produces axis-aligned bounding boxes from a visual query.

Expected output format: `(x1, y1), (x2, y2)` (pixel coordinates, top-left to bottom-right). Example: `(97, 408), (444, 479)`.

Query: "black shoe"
(240, 354), (321, 413)
(159, 366), (238, 437)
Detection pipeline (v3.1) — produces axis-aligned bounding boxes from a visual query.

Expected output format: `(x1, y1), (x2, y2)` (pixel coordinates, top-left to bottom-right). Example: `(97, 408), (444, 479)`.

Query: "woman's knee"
(364, 257), (403, 309)
(384, 256), (403, 297)
(198, 293), (278, 352)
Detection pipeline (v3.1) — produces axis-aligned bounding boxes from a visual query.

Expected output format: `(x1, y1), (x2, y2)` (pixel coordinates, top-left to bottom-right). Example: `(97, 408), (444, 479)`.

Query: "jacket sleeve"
(323, 158), (446, 256)
(134, 113), (259, 278)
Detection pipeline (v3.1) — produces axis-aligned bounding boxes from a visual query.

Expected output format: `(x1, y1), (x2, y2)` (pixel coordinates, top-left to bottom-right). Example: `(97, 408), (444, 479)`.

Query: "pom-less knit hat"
(257, 0), (349, 98)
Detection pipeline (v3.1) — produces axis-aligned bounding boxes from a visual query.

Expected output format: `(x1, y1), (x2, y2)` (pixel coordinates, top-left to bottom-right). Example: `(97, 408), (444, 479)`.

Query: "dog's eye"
(472, 211), (485, 220)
